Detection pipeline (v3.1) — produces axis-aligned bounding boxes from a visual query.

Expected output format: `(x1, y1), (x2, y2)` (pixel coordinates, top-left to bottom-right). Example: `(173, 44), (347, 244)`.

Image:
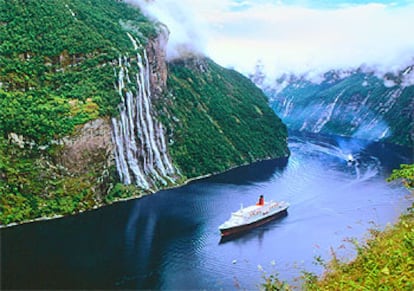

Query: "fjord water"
(2, 134), (412, 290)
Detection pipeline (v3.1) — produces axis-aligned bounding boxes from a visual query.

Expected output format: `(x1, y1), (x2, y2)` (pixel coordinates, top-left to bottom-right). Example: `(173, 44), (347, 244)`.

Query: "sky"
(128, 0), (414, 82)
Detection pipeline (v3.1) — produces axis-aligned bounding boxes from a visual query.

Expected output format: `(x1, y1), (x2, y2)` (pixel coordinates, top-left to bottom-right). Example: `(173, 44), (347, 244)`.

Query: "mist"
(128, 0), (414, 85)
(125, 0), (208, 60)
(206, 1), (414, 85)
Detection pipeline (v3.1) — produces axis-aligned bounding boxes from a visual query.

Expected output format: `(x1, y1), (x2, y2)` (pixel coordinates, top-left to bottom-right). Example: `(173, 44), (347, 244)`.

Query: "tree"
(0, 89), (73, 146)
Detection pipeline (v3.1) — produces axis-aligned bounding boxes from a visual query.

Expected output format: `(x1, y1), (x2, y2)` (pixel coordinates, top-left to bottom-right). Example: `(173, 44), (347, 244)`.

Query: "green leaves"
(0, 0), (156, 121)
(0, 0), (154, 56)
(387, 164), (414, 189)
(0, 89), (73, 145)
(298, 206), (414, 290)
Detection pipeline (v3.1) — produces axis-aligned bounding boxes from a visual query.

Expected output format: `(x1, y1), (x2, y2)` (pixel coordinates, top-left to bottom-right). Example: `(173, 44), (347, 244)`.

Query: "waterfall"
(282, 97), (294, 117)
(111, 33), (176, 189)
(312, 90), (343, 133)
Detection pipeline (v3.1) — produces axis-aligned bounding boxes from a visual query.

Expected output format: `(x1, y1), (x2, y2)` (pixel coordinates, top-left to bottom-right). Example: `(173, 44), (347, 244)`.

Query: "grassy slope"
(262, 203), (414, 291)
(165, 58), (289, 178)
(263, 165), (414, 290)
(304, 205), (414, 290)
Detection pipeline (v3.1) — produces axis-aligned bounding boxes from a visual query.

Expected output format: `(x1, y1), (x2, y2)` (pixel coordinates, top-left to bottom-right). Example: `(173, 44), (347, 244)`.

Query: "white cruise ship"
(219, 196), (289, 237)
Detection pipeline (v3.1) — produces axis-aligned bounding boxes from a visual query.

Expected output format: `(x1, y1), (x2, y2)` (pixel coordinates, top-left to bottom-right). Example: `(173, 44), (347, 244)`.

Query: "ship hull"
(219, 208), (288, 237)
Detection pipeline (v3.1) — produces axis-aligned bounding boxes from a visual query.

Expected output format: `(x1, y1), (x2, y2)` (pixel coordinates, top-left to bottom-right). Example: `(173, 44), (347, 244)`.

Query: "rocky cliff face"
(251, 68), (414, 147)
(0, 0), (289, 225)
(59, 118), (114, 200)
(111, 31), (178, 190)
(146, 24), (169, 100)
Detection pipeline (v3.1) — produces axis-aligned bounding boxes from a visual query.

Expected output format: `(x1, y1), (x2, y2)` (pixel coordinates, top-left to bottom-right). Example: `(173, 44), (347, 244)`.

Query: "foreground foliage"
(387, 163), (414, 189)
(303, 206), (414, 290)
(262, 163), (414, 290)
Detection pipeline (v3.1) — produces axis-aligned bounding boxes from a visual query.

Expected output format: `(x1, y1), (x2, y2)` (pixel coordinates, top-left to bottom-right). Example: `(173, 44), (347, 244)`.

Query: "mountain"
(0, 0), (288, 225)
(251, 67), (414, 147)
(166, 58), (289, 178)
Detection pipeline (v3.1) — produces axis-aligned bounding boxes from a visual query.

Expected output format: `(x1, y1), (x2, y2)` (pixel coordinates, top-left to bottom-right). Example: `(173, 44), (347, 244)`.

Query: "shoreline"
(0, 154), (289, 229)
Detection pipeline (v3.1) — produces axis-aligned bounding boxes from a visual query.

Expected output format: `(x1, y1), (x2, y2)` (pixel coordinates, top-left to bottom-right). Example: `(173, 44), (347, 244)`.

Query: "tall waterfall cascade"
(111, 33), (177, 189)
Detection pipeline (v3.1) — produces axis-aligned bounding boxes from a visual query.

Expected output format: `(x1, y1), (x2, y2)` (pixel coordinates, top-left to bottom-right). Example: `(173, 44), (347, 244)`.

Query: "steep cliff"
(0, 0), (154, 224)
(253, 68), (414, 147)
(166, 58), (289, 178)
(0, 0), (288, 225)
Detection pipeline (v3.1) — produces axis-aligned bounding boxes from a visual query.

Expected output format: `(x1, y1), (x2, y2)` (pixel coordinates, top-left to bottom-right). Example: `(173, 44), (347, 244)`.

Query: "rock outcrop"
(60, 118), (113, 175)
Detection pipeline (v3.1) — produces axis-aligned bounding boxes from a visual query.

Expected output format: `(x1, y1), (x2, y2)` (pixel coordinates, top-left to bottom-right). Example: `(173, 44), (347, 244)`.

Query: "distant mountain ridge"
(250, 65), (414, 147)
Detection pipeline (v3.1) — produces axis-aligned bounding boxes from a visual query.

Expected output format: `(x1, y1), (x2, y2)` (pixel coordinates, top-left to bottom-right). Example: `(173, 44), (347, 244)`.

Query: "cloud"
(125, 0), (211, 60)
(127, 0), (414, 82)
(204, 1), (414, 81)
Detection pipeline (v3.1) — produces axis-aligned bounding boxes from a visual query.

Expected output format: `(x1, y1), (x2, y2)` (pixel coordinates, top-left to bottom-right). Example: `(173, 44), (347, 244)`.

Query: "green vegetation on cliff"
(268, 71), (414, 147)
(0, 0), (156, 225)
(0, 1), (289, 225)
(0, 0), (155, 135)
(165, 58), (289, 178)
(0, 134), (116, 225)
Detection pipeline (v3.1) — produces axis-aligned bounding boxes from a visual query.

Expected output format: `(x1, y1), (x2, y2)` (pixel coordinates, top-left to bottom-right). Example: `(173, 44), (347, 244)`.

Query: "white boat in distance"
(219, 195), (289, 237)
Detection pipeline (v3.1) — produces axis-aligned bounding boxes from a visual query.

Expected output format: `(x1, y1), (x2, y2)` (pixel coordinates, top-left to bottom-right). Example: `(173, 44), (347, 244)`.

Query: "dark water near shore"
(2, 134), (413, 290)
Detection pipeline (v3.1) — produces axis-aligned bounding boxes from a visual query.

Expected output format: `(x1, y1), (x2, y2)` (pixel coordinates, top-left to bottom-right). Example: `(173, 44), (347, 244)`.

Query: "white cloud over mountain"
(128, 0), (414, 82)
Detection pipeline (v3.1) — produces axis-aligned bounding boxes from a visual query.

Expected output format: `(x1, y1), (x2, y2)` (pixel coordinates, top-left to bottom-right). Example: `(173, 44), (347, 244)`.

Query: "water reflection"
(205, 157), (288, 185)
(219, 211), (288, 245)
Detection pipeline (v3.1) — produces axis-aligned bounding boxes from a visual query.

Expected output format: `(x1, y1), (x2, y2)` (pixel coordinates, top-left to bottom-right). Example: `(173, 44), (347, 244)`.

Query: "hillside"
(253, 68), (414, 147)
(0, 0), (288, 225)
(166, 58), (289, 178)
